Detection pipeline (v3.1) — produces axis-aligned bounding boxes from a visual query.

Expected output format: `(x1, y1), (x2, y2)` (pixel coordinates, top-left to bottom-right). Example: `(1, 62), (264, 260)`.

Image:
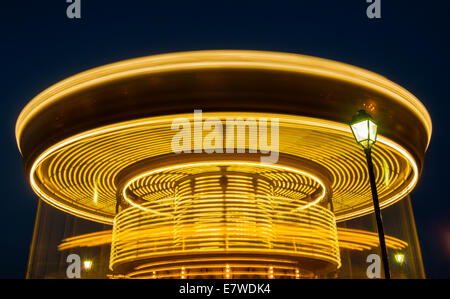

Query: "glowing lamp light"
(83, 260), (93, 270)
(350, 109), (390, 279)
(395, 253), (405, 264)
(350, 110), (378, 149)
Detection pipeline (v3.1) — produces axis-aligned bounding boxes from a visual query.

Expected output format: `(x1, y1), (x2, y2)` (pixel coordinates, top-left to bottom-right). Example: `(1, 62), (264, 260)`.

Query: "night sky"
(1, 0), (449, 278)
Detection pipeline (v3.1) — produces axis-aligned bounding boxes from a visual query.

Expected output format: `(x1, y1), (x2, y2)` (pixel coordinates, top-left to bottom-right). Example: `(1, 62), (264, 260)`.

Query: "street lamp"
(350, 110), (391, 279)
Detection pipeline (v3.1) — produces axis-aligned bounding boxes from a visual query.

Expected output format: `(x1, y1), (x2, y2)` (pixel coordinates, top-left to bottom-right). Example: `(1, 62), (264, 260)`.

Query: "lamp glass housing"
(350, 111), (378, 149)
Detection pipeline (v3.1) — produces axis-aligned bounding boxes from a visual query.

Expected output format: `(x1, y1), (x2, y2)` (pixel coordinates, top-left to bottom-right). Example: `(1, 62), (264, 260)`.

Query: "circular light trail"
(121, 161), (328, 212)
(27, 113), (418, 223)
(16, 51), (431, 278)
(110, 197), (340, 276)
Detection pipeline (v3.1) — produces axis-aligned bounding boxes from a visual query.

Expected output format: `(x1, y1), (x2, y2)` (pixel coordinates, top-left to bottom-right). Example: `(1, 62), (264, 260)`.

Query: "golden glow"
(395, 253), (405, 264)
(58, 228), (408, 252)
(93, 187), (98, 205)
(59, 226), (409, 278)
(16, 50), (432, 150)
(109, 197), (341, 275)
(351, 119), (377, 149)
(121, 161), (327, 213)
(58, 231), (112, 251)
(16, 51), (429, 279)
(26, 112), (419, 224)
(124, 260), (302, 279)
(337, 228), (408, 251)
(83, 260), (93, 270)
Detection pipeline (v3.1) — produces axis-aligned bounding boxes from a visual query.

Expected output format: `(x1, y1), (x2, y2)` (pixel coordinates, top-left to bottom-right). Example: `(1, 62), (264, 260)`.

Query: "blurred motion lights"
(16, 51), (431, 279)
(395, 253), (405, 264)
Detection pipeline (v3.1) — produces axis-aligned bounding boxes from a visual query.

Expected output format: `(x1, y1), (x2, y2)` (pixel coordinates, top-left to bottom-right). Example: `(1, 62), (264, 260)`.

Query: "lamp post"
(350, 110), (391, 279)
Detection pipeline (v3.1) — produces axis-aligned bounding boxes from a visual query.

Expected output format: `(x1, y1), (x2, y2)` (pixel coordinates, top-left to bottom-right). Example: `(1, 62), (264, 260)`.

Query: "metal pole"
(364, 147), (391, 279)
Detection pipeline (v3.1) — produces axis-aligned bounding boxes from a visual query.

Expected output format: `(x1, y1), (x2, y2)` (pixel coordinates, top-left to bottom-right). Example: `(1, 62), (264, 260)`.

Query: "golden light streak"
(16, 50), (431, 149)
(59, 225), (409, 278)
(26, 112), (419, 224)
(16, 51), (429, 279)
(121, 161), (327, 213)
(58, 228), (408, 252)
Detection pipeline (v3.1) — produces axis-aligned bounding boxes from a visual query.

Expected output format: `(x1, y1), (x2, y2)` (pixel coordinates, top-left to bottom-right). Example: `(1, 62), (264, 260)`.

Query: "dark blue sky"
(1, 0), (449, 278)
